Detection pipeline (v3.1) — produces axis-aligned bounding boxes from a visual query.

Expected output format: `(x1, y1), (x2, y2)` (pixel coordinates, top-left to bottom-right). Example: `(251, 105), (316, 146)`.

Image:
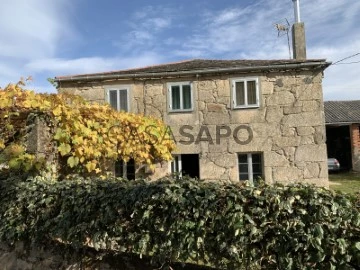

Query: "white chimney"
(293, 0), (301, 23)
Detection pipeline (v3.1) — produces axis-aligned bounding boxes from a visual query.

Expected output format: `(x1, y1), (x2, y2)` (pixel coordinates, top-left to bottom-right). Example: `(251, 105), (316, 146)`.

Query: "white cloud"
(182, 1), (291, 58)
(0, 0), (75, 60)
(173, 0), (360, 100)
(115, 5), (175, 51)
(25, 53), (166, 78)
(132, 6), (173, 32)
(312, 40), (360, 100)
(0, 0), (76, 88)
(146, 18), (171, 30)
(130, 31), (154, 42)
(0, 63), (20, 80)
(1, 0), (359, 101)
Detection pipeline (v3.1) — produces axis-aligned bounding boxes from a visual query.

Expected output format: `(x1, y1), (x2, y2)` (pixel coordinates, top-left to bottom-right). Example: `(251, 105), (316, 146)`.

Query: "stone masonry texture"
(58, 70), (329, 186)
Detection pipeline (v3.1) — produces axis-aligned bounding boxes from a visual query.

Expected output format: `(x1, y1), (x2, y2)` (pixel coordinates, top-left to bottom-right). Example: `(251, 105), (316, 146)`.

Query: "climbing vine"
(0, 80), (175, 175)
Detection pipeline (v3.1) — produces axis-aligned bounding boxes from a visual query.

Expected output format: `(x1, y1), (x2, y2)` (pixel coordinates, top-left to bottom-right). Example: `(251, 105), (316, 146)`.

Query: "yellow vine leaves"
(0, 80), (176, 174)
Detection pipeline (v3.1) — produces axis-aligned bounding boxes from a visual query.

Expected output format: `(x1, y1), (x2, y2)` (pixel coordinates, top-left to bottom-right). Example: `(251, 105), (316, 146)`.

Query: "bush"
(0, 175), (359, 269)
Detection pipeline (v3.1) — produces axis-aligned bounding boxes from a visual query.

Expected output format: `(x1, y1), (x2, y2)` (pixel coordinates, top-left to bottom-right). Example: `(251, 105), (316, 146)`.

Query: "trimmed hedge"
(0, 174), (359, 269)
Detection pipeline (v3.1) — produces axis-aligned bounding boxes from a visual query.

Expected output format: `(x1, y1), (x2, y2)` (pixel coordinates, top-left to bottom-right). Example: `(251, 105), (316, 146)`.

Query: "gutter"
(55, 61), (331, 82)
(326, 122), (359, 126)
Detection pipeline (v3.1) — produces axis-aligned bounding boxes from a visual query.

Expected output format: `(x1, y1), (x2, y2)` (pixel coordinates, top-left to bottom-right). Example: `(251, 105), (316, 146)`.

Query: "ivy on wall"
(0, 80), (175, 175)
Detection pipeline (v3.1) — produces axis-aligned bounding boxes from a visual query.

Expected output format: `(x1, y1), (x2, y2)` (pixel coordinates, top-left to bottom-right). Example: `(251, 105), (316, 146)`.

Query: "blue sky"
(0, 0), (359, 100)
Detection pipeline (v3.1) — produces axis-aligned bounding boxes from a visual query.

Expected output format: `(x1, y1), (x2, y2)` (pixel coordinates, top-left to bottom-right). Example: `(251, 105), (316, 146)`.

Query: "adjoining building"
(324, 100), (360, 172)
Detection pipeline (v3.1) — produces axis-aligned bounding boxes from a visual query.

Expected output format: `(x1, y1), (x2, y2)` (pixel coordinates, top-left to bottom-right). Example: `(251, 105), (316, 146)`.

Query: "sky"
(0, 0), (359, 100)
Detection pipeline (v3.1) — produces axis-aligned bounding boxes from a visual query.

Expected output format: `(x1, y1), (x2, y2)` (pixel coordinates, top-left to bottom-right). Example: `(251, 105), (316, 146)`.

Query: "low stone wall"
(0, 241), (213, 270)
(0, 241), (111, 270)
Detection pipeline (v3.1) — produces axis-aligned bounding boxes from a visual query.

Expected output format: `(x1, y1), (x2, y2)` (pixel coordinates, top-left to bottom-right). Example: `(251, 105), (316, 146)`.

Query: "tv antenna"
(273, 18), (291, 59)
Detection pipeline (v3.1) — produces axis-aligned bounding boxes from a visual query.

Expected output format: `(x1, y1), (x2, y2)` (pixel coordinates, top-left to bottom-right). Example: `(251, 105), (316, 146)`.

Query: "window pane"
(252, 153), (263, 182)
(247, 80), (257, 105)
(235, 82), (245, 106)
(252, 153), (261, 163)
(238, 154), (248, 163)
(239, 164), (248, 173)
(171, 86), (181, 110)
(119, 89), (128, 112)
(115, 160), (124, 177)
(126, 159), (136, 180)
(182, 85), (192, 109)
(109, 90), (118, 110)
(252, 164), (262, 174)
(239, 153), (249, 181)
(240, 173), (249, 181)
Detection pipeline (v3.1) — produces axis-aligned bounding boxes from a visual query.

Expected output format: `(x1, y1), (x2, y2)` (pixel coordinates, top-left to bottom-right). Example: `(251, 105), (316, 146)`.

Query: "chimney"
(292, 0), (307, 59)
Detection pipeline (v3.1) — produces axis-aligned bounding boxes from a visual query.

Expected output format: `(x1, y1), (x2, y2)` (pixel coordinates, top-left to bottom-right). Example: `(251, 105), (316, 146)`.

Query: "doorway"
(326, 125), (352, 170)
(171, 154), (200, 179)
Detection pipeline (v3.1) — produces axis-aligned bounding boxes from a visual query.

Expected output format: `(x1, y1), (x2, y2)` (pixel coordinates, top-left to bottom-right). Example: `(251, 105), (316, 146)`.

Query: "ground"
(329, 171), (360, 194)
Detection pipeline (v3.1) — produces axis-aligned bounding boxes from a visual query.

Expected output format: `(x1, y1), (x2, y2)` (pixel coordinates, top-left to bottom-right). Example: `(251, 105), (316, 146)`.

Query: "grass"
(329, 171), (360, 194)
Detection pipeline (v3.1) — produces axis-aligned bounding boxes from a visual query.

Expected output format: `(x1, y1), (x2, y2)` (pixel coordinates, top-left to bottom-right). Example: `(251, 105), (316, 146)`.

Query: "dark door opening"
(326, 125), (352, 170)
(171, 154), (200, 179)
(181, 154), (200, 179)
(115, 159), (135, 179)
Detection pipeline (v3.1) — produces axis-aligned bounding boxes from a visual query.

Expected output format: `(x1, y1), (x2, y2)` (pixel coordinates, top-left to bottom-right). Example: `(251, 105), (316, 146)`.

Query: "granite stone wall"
(0, 241), (212, 270)
(58, 70), (329, 186)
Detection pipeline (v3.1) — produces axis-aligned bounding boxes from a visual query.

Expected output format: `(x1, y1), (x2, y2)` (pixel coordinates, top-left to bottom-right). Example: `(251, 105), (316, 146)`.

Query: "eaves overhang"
(54, 61), (331, 83)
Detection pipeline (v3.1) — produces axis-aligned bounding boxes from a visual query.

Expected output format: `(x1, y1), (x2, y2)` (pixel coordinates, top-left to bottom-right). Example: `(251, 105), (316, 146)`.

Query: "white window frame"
(167, 82), (193, 112)
(105, 85), (131, 112)
(231, 77), (260, 109)
(115, 159), (135, 180)
(169, 155), (182, 178)
(238, 153), (263, 185)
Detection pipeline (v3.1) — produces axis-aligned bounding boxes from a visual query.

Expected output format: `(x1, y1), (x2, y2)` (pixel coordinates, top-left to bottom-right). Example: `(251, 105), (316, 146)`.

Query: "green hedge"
(0, 175), (359, 269)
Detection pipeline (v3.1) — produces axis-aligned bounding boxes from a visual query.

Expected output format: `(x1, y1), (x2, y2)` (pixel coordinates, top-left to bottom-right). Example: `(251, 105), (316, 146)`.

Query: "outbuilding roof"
(324, 100), (360, 124)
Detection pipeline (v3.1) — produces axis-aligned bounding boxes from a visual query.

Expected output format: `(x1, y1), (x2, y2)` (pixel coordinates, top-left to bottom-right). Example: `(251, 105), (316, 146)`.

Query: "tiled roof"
(55, 58), (328, 81)
(324, 100), (360, 124)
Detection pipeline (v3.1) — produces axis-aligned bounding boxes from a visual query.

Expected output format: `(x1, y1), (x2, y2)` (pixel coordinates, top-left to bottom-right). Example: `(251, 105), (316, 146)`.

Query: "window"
(170, 154), (199, 179)
(168, 82), (193, 112)
(106, 86), (130, 112)
(232, 78), (260, 108)
(115, 159), (135, 180)
(238, 153), (263, 184)
(171, 155), (182, 177)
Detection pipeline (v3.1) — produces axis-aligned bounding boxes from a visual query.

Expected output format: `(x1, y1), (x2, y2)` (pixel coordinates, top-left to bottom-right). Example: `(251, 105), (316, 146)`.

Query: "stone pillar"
(26, 114), (56, 164)
(350, 124), (360, 171)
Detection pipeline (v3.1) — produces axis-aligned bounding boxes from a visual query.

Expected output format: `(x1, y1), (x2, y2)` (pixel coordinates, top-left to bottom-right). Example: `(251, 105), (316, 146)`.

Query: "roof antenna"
(273, 19), (292, 59)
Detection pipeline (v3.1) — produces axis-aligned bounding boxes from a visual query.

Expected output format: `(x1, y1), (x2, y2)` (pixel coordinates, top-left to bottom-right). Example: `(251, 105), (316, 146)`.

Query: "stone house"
(55, 58), (330, 186)
(54, 16), (331, 186)
(325, 100), (360, 172)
